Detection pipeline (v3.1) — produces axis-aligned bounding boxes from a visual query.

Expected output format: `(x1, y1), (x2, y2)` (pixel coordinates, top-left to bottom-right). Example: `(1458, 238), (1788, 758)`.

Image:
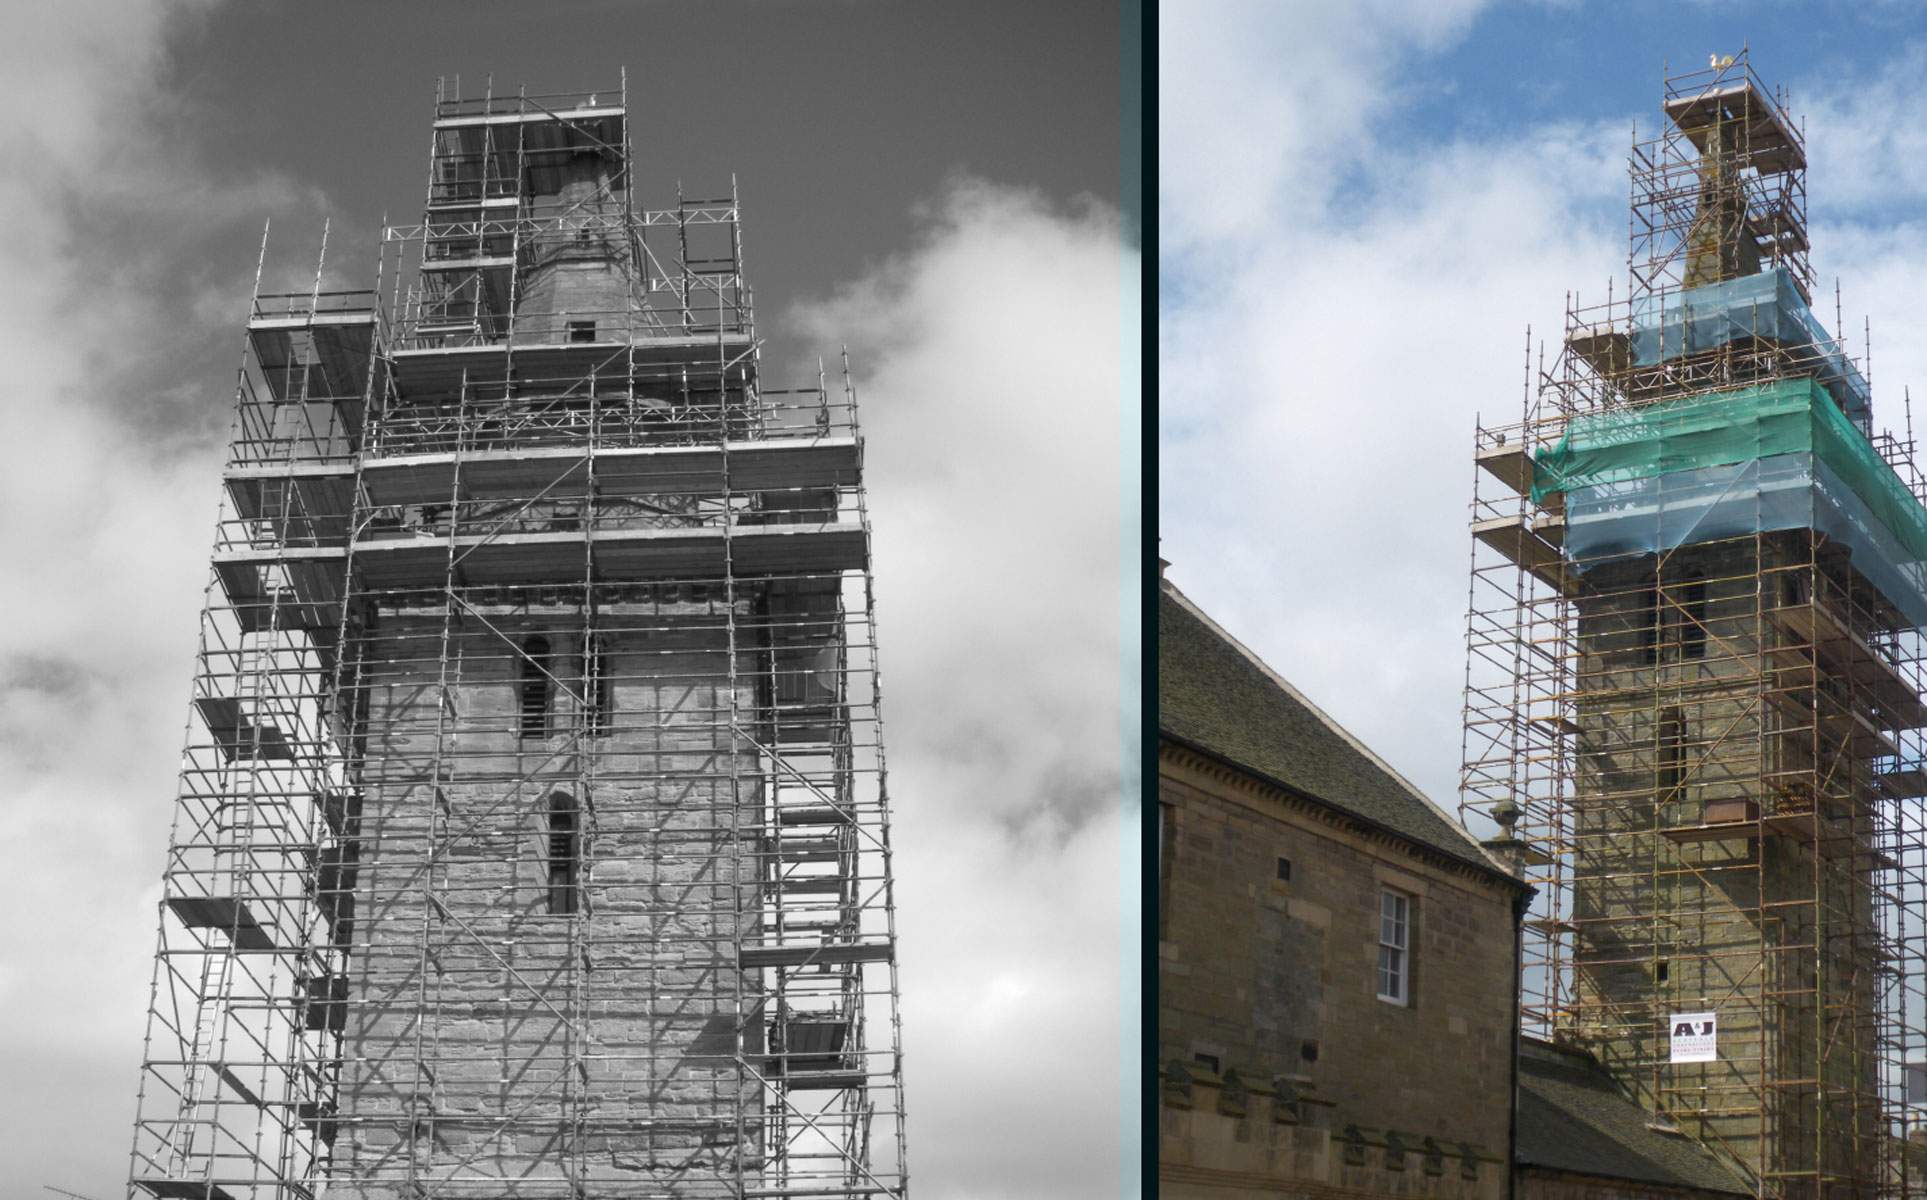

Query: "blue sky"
(1413, 4), (1904, 139)
(1159, 2), (1927, 848)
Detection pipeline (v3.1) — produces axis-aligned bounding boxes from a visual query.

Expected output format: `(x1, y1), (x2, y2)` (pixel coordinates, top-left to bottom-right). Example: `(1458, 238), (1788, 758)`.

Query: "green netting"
(1531, 379), (1927, 569)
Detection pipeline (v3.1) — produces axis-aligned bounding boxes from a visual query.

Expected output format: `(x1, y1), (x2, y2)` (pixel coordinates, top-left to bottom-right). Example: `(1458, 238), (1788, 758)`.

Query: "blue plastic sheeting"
(1564, 450), (1927, 629)
(1629, 268), (1872, 429)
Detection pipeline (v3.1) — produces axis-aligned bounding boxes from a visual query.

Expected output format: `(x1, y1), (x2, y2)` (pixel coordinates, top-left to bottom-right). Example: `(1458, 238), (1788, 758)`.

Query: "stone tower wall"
(334, 597), (764, 1196)
(1571, 536), (1880, 1195)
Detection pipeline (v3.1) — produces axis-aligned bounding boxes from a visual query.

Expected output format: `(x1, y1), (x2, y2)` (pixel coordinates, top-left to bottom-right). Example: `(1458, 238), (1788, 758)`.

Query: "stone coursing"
(335, 601), (761, 1195)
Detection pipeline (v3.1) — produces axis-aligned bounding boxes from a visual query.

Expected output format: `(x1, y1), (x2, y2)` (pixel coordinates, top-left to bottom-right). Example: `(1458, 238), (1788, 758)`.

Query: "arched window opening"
(520, 636), (553, 739)
(547, 792), (578, 916)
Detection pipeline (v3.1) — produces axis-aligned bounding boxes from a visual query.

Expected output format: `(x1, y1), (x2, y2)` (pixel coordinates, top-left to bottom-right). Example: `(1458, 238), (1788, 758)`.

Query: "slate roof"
(1516, 1038), (1750, 1196)
(1158, 579), (1514, 882)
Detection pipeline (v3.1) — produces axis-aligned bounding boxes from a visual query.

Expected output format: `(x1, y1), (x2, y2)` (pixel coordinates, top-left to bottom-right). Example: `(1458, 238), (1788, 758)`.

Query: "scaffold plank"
(1472, 512), (1572, 594)
(164, 895), (276, 951)
(390, 333), (754, 393)
(1764, 687), (1900, 758)
(1664, 79), (1806, 173)
(782, 1069), (868, 1091)
(359, 436), (859, 505)
(773, 876), (851, 894)
(1566, 323), (1632, 377)
(1660, 812), (1817, 844)
(249, 310), (378, 406)
(434, 103), (624, 130)
(350, 521), (866, 587)
(1475, 442), (1536, 497)
(212, 545), (347, 605)
(223, 463), (355, 545)
(742, 1187), (895, 1198)
(777, 806), (853, 827)
(135, 1181), (239, 1200)
(740, 940), (894, 969)
(192, 696), (295, 762)
(1763, 599), (1927, 730)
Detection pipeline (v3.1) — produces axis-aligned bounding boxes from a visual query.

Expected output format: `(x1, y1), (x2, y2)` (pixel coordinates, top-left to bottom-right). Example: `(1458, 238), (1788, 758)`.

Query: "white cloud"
(1160, 2), (1629, 809)
(1156, 140), (1626, 808)
(0, 2), (329, 1196)
(1161, 9), (1927, 866)
(1798, 54), (1927, 448)
(1803, 46), (1927, 216)
(789, 178), (1136, 1198)
(0, 5), (1135, 1196)
(1157, 0), (1490, 254)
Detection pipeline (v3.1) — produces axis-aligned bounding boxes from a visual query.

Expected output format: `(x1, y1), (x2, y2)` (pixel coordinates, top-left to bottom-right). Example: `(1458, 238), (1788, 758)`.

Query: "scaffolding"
(1460, 53), (1927, 1200)
(127, 75), (910, 1200)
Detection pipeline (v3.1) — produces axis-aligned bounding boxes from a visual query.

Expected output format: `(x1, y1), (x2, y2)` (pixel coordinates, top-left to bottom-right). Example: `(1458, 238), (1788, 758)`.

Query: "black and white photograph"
(0, 5), (1138, 1200)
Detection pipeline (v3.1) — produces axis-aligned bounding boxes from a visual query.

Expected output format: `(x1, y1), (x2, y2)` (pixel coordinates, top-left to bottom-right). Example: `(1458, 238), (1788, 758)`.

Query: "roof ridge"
(1160, 578), (1504, 870)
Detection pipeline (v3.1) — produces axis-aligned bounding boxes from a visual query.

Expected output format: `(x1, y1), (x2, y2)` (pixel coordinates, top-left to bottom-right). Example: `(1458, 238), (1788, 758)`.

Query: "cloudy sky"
(0, 4), (1137, 1198)
(1161, 2), (1927, 831)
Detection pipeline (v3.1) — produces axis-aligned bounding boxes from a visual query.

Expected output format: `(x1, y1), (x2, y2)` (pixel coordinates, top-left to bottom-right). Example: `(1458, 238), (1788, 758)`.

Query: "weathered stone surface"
(1158, 743), (1516, 1200)
(335, 605), (763, 1193)
(1570, 540), (1880, 1189)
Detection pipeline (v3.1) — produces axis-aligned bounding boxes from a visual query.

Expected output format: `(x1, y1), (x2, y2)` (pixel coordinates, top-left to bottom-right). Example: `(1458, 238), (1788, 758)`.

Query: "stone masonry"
(1569, 533), (1881, 1193)
(335, 600), (763, 1195)
(1158, 745), (1517, 1200)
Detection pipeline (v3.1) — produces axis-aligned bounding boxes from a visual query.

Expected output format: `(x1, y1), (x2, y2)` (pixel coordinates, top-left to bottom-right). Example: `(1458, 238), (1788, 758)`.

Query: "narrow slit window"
(1637, 576), (1659, 664)
(1681, 576), (1708, 660)
(582, 635), (609, 736)
(1378, 889), (1411, 1005)
(1659, 707), (1685, 799)
(520, 636), (553, 739)
(547, 792), (578, 916)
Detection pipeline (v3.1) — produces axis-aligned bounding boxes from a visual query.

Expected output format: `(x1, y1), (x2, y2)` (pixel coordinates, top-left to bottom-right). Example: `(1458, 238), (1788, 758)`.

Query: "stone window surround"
(1377, 886), (1412, 1006)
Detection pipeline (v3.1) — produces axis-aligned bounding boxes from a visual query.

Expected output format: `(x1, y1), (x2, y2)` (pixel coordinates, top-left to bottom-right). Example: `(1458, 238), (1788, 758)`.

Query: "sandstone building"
(1462, 52), (1927, 1199)
(1159, 571), (1749, 1200)
(127, 78), (908, 1200)
(1158, 572), (1523, 1196)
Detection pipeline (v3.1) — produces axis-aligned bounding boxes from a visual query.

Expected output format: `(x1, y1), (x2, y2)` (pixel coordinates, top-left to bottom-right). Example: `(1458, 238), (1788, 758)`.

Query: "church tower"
(1463, 54), (1927, 1199)
(128, 77), (910, 1200)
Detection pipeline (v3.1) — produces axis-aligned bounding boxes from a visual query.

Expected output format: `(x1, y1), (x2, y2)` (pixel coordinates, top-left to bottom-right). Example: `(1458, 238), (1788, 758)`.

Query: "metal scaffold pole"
(1460, 50), (1927, 1200)
(127, 78), (910, 1200)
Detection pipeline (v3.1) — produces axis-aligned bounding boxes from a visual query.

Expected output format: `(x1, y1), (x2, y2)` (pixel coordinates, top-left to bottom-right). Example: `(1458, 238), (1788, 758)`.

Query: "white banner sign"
(1670, 1011), (1717, 1063)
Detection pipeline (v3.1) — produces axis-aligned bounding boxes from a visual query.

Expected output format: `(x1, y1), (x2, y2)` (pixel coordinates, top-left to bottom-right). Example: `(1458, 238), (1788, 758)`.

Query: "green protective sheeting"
(1530, 378), (1927, 566)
